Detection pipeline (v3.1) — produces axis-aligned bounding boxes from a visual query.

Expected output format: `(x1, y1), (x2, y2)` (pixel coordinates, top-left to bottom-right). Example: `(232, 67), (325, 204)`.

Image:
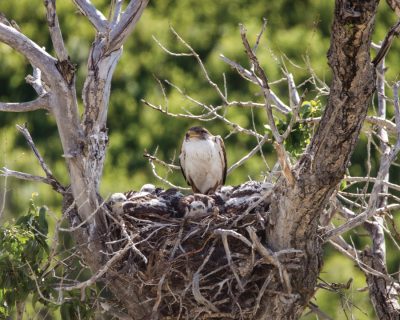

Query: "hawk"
(179, 126), (227, 194)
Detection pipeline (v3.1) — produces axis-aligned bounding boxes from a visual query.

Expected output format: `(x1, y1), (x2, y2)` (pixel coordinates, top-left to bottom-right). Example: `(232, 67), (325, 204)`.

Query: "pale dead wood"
(0, 95), (49, 112)
(108, 0), (149, 52)
(44, 0), (69, 61)
(72, 0), (108, 32)
(0, 168), (54, 185)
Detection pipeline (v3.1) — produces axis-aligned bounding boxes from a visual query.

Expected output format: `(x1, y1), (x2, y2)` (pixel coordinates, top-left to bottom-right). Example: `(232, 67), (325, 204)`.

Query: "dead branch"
(372, 19), (400, 66)
(72, 0), (108, 32)
(16, 124), (65, 193)
(44, 0), (69, 61)
(0, 95), (49, 112)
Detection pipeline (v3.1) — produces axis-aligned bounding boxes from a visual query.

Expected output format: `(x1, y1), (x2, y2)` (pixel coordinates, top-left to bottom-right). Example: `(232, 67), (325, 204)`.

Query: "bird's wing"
(179, 146), (190, 185)
(216, 136), (227, 184)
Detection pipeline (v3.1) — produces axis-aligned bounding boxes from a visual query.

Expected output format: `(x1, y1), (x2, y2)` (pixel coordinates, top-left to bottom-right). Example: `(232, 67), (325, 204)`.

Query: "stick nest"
(106, 182), (302, 319)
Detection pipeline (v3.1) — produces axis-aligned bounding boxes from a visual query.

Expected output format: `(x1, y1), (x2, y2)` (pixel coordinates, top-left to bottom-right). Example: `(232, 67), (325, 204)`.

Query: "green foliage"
(265, 100), (323, 158)
(0, 193), (49, 317)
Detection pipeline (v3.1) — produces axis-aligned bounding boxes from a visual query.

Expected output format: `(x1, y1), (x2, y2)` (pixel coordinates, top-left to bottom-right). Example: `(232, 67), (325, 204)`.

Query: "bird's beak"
(187, 131), (200, 138)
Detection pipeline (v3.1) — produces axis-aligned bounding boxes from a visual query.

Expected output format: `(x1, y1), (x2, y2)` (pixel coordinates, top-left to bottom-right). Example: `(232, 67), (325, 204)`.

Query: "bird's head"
(185, 126), (211, 140)
(108, 193), (127, 209)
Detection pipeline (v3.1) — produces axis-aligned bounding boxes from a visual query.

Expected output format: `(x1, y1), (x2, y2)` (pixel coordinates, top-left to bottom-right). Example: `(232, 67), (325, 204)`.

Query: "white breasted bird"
(179, 126), (227, 194)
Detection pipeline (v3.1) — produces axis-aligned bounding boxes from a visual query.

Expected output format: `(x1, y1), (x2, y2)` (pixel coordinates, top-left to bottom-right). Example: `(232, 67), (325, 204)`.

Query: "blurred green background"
(1, 0), (400, 319)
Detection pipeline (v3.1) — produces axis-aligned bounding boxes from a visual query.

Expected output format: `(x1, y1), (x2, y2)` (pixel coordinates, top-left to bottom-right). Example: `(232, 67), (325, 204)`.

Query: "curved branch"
(0, 22), (58, 80)
(72, 0), (108, 32)
(108, 0), (149, 52)
(0, 95), (49, 112)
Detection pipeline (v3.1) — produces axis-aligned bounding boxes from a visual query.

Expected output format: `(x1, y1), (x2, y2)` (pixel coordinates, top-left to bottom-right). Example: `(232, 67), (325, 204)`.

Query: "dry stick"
(365, 54), (388, 262)
(228, 134), (270, 174)
(143, 152), (180, 170)
(239, 24), (281, 143)
(344, 176), (400, 193)
(214, 229), (263, 293)
(246, 226), (292, 294)
(146, 155), (190, 190)
(71, 0), (108, 32)
(169, 26), (227, 104)
(44, 0), (69, 61)
(307, 302), (334, 320)
(300, 115), (398, 136)
(16, 124), (65, 193)
(325, 82), (400, 240)
(61, 242), (131, 291)
(142, 98), (263, 140)
(372, 19), (400, 66)
(252, 274), (273, 316)
(108, 0), (149, 52)
(111, 0), (123, 26)
(0, 95), (49, 112)
(240, 24), (296, 188)
(191, 246), (220, 313)
(25, 66), (47, 96)
(219, 54), (291, 115)
(0, 168), (54, 185)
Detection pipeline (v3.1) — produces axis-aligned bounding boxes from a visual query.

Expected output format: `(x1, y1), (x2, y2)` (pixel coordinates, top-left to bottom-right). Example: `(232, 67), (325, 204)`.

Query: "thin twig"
(373, 19), (400, 66)
(61, 242), (131, 291)
(16, 124), (65, 193)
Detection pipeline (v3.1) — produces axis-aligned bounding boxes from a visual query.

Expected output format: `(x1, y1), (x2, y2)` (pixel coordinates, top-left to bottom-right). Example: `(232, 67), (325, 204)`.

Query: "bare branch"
(108, 0), (149, 52)
(25, 66), (47, 96)
(44, 0), (69, 61)
(0, 95), (49, 112)
(0, 167), (54, 186)
(61, 242), (131, 291)
(111, 0), (124, 27)
(72, 0), (108, 32)
(253, 18), (267, 53)
(240, 24), (283, 145)
(373, 19), (400, 66)
(219, 54), (291, 115)
(152, 35), (193, 57)
(0, 22), (58, 80)
(16, 124), (65, 193)
(324, 204), (400, 240)
(227, 134), (270, 174)
(143, 152), (180, 171)
(169, 26), (227, 103)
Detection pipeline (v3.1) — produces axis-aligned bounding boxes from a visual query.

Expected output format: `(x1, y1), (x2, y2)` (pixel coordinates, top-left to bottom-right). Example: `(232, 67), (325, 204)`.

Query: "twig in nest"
(247, 226), (292, 294)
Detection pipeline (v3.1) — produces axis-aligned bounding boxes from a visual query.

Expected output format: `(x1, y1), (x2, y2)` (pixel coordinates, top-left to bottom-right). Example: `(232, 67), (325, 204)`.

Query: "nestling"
(179, 126), (227, 194)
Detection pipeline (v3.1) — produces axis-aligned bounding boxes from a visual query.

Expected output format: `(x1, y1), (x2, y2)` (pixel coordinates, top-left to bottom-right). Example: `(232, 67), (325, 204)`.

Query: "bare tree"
(1, 1), (400, 319)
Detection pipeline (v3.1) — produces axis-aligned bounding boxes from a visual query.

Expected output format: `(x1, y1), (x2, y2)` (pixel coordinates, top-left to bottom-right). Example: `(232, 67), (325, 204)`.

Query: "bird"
(179, 126), (227, 194)
(108, 193), (127, 215)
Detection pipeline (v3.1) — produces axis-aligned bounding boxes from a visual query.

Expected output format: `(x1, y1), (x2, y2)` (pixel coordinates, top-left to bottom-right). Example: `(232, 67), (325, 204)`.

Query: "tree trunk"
(262, 1), (379, 318)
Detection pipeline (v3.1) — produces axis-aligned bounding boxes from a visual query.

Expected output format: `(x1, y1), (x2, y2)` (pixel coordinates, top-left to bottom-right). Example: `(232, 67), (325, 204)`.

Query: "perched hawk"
(179, 126), (227, 194)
